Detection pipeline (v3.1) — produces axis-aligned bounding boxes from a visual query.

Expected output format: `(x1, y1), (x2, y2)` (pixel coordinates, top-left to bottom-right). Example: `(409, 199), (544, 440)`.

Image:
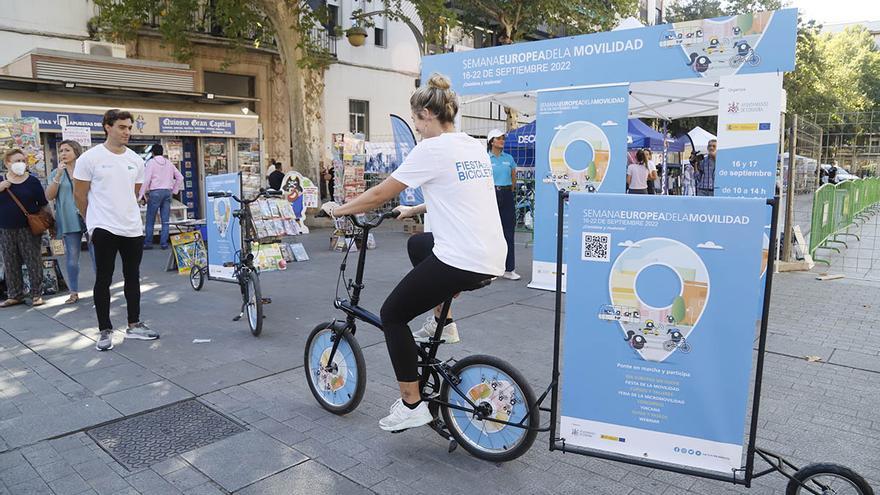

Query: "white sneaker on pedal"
(379, 399), (433, 431)
(411, 315), (460, 344)
(502, 271), (522, 280)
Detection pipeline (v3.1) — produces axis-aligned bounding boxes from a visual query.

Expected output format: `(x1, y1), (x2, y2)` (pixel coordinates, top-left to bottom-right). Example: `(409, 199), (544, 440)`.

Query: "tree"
(671, 295), (686, 324)
(448, 0), (638, 44)
(667, 0), (781, 23)
(91, 0), (405, 182)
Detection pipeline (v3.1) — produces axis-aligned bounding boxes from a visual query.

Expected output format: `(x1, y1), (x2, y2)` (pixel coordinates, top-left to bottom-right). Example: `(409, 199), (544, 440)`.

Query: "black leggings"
(380, 233), (491, 382)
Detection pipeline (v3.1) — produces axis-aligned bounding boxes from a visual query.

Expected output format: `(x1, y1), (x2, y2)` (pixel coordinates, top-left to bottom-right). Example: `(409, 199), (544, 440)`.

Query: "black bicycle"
(190, 189), (279, 336)
(304, 210), (541, 462)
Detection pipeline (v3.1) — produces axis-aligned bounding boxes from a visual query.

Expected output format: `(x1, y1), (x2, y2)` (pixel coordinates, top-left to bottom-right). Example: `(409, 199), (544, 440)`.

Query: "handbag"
(6, 187), (55, 236)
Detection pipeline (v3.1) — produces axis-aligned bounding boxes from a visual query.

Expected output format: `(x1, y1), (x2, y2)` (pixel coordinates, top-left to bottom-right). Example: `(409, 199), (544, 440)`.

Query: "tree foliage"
(439, 0), (638, 45)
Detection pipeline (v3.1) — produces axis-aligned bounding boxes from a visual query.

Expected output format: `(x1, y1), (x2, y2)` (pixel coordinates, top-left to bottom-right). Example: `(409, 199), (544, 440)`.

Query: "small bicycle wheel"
(304, 322), (366, 415)
(663, 340), (677, 352)
(190, 265), (205, 291)
(679, 341), (692, 354)
(439, 354), (538, 463)
(244, 270), (263, 336)
(749, 53), (762, 66)
(786, 463), (874, 495)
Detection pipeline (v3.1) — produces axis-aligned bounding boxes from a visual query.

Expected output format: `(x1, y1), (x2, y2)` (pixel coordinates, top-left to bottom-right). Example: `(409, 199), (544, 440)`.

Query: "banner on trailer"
(560, 193), (766, 474)
(716, 73), (784, 199)
(421, 9), (797, 95)
(530, 85), (629, 290)
(205, 173), (241, 281)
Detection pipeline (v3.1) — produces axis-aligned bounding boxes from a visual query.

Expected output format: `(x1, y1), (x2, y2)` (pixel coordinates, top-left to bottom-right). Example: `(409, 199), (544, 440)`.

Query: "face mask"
(10, 162), (26, 176)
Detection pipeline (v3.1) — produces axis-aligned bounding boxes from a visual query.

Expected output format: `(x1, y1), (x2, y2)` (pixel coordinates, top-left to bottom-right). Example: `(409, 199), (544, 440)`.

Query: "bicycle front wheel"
(439, 354), (538, 462)
(244, 270), (263, 336)
(304, 323), (366, 415)
(190, 265), (205, 291)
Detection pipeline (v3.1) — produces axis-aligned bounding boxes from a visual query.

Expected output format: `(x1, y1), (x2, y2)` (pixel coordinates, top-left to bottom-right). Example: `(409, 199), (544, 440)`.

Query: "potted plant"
(346, 25), (368, 47)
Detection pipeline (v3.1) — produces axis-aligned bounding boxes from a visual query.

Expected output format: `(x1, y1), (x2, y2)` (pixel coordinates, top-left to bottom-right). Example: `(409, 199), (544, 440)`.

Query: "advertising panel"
(561, 193), (767, 474)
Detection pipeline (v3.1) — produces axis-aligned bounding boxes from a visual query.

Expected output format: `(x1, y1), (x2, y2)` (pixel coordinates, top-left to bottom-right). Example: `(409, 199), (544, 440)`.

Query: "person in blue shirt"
(694, 139), (717, 196)
(487, 129), (520, 280)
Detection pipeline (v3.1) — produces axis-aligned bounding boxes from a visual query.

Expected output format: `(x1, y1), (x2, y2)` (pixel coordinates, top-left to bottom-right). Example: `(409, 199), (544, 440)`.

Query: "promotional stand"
(543, 189), (872, 494)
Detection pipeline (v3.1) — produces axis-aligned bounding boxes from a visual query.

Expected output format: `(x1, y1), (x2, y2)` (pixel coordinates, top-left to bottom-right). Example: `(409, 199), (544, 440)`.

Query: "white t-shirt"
(73, 144), (145, 237)
(392, 132), (506, 276)
(627, 163), (650, 190)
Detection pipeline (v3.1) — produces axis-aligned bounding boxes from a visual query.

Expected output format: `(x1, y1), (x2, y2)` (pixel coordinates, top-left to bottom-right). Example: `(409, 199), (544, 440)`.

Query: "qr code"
(582, 233), (610, 262)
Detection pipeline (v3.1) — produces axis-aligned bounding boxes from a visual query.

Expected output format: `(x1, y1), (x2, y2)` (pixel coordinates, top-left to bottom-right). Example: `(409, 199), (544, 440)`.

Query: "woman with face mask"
(46, 140), (95, 304)
(0, 149), (49, 307)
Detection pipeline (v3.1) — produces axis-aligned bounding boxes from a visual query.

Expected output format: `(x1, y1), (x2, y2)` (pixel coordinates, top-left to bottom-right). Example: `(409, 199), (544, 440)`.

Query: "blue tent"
(503, 121), (536, 167)
(627, 119), (684, 152)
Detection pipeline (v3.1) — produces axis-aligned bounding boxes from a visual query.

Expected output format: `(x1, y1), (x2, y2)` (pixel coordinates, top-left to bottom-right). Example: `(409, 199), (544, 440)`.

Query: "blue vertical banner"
(390, 114), (424, 206)
(205, 173), (241, 281)
(530, 85), (629, 290)
(560, 193), (767, 474)
(715, 73), (783, 199)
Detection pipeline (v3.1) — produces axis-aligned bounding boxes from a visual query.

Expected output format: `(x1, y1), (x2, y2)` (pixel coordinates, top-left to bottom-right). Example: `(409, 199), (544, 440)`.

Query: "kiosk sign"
(160, 117), (236, 135)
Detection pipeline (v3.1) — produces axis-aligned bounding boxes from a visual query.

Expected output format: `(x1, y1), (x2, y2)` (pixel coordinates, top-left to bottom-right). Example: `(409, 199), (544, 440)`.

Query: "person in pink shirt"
(139, 144), (183, 249)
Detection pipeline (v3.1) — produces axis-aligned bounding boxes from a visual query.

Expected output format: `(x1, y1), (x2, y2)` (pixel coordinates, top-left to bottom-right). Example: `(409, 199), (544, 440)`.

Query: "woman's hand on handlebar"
(320, 201), (340, 218)
(393, 205), (418, 219)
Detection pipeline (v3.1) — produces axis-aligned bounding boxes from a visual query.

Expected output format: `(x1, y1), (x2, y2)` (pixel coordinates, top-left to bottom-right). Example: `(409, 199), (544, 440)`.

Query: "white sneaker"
(411, 315), (460, 344)
(379, 399), (433, 431)
(502, 271), (522, 280)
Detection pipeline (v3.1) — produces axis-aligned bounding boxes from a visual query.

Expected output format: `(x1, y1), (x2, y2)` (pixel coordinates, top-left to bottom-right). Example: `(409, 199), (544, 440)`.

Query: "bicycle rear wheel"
(304, 323), (366, 415)
(244, 270), (263, 336)
(439, 354), (538, 462)
(786, 463), (873, 495)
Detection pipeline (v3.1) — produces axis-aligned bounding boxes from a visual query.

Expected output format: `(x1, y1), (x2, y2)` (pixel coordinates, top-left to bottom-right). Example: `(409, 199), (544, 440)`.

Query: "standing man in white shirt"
(74, 109), (160, 351)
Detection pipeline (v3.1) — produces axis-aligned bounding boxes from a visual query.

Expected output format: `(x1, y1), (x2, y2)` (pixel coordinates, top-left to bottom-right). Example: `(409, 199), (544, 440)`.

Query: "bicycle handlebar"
(316, 208), (400, 229)
(206, 188), (282, 204)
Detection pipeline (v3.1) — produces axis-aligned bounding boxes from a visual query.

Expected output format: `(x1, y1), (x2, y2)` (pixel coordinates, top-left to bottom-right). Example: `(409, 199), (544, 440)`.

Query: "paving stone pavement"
(1, 228), (878, 494)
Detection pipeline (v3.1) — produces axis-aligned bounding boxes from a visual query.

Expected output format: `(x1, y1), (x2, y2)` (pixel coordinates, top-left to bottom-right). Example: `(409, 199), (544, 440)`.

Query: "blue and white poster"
(560, 193), (767, 474)
(715, 73), (784, 199)
(421, 9), (796, 95)
(205, 173), (241, 281)
(530, 85), (629, 290)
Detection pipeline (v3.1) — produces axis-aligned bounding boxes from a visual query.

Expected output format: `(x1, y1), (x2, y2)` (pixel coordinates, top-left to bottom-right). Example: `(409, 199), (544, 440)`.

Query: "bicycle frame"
(324, 214), (552, 434)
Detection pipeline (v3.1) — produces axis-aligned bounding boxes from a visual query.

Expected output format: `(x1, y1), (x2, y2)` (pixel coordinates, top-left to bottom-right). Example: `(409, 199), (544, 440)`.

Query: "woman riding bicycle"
(321, 73), (506, 431)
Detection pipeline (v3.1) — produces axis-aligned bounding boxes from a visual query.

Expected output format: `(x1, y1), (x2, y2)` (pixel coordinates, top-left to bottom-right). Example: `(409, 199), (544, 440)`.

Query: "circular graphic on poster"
(548, 121), (610, 193)
(600, 237), (710, 362)
(213, 197), (232, 239)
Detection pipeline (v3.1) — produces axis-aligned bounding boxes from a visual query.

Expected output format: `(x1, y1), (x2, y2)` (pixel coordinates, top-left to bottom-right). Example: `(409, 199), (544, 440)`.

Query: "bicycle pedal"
(389, 428), (409, 434)
(232, 316), (242, 322)
(261, 298), (272, 304)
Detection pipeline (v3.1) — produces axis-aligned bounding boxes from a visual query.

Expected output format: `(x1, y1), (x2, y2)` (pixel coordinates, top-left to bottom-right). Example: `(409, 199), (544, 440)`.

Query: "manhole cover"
(87, 400), (246, 470)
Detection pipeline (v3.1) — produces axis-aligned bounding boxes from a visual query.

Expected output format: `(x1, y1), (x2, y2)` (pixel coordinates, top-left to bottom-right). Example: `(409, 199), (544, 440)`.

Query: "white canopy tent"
(683, 126), (718, 152)
(463, 78), (723, 122)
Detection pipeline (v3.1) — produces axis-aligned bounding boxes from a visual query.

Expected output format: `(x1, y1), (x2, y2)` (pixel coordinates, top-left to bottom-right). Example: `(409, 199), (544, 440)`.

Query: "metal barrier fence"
(809, 178), (880, 264)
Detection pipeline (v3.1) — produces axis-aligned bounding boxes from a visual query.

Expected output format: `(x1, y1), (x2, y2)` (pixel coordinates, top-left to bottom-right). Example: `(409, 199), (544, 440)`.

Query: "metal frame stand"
(544, 190), (873, 493)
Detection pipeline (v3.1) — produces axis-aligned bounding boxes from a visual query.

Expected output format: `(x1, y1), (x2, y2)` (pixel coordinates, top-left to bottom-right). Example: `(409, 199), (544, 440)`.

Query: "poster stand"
(543, 189), (873, 493)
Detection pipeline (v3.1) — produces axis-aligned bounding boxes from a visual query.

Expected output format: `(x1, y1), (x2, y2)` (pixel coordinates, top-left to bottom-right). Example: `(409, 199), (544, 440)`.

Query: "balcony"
(308, 27), (338, 60)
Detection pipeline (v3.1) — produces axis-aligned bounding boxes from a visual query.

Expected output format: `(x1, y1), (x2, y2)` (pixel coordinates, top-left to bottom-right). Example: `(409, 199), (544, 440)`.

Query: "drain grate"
(87, 400), (246, 470)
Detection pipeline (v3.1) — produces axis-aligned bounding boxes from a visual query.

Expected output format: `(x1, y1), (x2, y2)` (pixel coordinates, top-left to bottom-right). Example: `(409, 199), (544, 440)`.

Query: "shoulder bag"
(6, 184), (55, 236)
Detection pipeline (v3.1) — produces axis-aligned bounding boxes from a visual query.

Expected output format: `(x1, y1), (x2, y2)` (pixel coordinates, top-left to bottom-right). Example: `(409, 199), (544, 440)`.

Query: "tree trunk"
(260, 0), (323, 183)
